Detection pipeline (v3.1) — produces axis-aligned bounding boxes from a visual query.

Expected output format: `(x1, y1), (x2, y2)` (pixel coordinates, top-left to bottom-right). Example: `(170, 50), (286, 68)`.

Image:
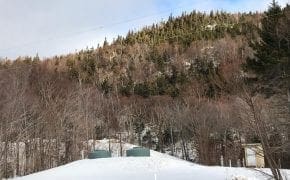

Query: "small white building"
(243, 143), (265, 168)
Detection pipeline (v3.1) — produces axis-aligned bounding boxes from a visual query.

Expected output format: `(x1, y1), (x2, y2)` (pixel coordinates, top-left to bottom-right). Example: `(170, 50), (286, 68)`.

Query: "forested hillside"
(0, 1), (289, 179)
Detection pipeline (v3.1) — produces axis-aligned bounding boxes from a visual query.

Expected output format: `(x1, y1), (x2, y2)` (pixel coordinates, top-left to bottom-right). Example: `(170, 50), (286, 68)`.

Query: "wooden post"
(242, 158), (245, 167)
(118, 132), (123, 157)
(109, 138), (111, 152)
(170, 120), (174, 156)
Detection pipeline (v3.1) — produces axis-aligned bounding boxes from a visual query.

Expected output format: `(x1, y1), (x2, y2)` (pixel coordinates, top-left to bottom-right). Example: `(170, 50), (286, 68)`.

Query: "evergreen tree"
(33, 53), (40, 62)
(247, 0), (283, 73)
(103, 37), (109, 47)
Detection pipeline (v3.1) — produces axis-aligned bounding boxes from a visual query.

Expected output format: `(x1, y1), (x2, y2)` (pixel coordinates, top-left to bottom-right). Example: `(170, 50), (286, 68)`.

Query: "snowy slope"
(15, 140), (290, 180)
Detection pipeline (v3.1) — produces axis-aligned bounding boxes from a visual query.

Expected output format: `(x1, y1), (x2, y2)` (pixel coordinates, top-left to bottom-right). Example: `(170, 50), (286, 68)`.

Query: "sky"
(0, 0), (289, 59)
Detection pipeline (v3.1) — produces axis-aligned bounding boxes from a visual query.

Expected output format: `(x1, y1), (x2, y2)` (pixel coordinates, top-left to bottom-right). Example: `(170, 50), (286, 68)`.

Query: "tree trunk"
(16, 142), (19, 176)
(249, 98), (283, 180)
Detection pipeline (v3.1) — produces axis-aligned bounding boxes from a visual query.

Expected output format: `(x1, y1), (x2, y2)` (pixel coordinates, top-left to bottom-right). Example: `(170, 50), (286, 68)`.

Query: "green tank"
(88, 150), (111, 159)
(126, 147), (150, 157)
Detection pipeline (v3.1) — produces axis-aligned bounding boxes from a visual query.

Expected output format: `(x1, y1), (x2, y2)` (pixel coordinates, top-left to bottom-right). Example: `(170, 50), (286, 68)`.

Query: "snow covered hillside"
(15, 140), (290, 180)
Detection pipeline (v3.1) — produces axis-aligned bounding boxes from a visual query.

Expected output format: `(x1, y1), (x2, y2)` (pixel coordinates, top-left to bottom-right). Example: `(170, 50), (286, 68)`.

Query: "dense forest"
(0, 1), (289, 179)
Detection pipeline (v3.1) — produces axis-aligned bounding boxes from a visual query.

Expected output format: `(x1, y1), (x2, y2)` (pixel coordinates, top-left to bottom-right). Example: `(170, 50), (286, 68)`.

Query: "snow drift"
(15, 140), (290, 180)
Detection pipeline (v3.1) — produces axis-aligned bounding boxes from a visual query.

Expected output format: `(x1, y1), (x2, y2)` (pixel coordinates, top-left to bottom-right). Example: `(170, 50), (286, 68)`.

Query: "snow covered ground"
(15, 140), (290, 180)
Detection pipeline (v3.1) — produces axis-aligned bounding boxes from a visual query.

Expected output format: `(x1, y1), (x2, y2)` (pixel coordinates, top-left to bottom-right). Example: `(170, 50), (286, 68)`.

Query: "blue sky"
(0, 0), (289, 59)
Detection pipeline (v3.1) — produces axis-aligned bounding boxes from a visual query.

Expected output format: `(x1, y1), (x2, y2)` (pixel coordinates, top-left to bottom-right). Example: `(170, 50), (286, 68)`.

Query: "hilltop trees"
(247, 0), (283, 72)
(247, 0), (289, 83)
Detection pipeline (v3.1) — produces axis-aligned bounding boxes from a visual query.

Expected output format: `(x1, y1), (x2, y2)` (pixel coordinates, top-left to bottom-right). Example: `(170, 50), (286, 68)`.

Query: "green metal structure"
(126, 147), (150, 157)
(88, 150), (111, 159)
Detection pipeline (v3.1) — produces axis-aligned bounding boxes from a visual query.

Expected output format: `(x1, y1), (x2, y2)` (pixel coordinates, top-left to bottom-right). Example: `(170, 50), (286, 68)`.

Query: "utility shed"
(88, 150), (111, 159)
(126, 147), (150, 157)
(243, 143), (265, 168)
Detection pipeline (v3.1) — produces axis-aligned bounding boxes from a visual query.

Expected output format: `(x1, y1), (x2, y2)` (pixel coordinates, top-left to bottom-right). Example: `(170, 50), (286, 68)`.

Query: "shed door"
(246, 148), (256, 167)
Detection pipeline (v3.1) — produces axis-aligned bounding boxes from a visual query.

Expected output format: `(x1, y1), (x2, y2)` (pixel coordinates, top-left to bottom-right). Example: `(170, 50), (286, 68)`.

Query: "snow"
(14, 140), (290, 180)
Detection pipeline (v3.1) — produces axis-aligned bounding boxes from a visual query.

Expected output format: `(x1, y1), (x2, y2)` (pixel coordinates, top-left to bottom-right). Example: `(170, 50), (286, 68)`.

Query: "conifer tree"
(247, 0), (283, 73)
